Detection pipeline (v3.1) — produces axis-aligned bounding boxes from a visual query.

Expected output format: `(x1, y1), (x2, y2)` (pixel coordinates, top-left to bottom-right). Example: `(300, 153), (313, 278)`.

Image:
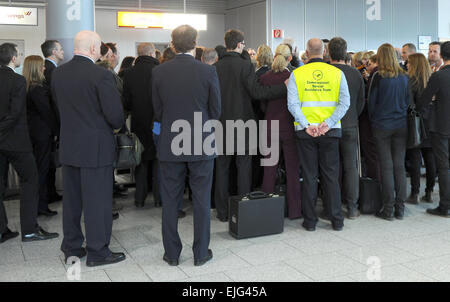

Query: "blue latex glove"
(153, 121), (161, 135)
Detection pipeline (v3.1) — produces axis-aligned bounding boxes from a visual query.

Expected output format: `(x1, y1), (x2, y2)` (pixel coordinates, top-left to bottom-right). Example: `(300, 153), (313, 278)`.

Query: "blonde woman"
(368, 43), (411, 220)
(23, 55), (59, 217)
(405, 53), (435, 204)
(255, 45), (273, 78)
(260, 44), (301, 219)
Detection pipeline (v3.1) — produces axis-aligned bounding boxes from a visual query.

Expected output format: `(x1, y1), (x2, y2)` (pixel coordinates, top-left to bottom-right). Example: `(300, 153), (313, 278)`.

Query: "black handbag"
(407, 105), (427, 149)
(114, 132), (144, 169)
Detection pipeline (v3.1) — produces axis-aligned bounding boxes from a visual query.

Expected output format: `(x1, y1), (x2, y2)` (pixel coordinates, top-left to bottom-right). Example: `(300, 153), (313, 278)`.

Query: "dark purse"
(407, 105), (427, 149)
(114, 132), (144, 169)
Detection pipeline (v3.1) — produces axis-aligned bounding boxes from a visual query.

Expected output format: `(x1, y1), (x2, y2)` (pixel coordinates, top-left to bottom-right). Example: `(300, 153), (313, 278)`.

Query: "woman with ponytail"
(260, 44), (302, 219)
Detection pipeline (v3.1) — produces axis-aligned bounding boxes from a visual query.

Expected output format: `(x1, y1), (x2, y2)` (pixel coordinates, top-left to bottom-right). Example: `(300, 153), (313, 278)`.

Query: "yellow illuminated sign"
(117, 11), (207, 30)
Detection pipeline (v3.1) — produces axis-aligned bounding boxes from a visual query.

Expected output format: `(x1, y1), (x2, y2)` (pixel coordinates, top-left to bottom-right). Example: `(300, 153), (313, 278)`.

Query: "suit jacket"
(26, 84), (59, 141)
(152, 54), (221, 162)
(44, 59), (61, 135)
(0, 66), (32, 152)
(51, 55), (124, 168)
(123, 55), (159, 160)
(44, 59), (56, 87)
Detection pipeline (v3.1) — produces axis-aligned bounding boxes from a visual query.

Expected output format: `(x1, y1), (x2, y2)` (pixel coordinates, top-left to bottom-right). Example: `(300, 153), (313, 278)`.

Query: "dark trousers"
(295, 134), (344, 228)
(134, 159), (160, 204)
(214, 155), (252, 219)
(262, 130), (301, 219)
(47, 140), (58, 198)
(31, 137), (52, 212)
(339, 127), (359, 210)
(160, 159), (214, 260)
(359, 111), (381, 181)
(430, 133), (450, 210)
(0, 150), (39, 234)
(407, 147), (436, 194)
(373, 127), (408, 213)
(61, 165), (113, 261)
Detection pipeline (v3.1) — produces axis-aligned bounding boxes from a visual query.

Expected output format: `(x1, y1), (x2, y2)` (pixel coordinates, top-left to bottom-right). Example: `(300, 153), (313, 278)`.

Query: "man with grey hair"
(201, 48), (218, 65)
(123, 42), (161, 209)
(401, 43), (416, 70)
(52, 30), (125, 267)
(287, 38), (350, 232)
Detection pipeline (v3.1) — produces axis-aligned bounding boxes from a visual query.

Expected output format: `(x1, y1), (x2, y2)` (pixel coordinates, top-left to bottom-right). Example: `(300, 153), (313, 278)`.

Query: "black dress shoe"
(394, 207), (405, 220)
(0, 228), (19, 243)
(217, 216), (228, 222)
(86, 252), (126, 267)
(38, 208), (58, 217)
(112, 212), (119, 220)
(302, 223), (315, 232)
(135, 201), (145, 208)
(375, 210), (395, 221)
(163, 254), (179, 266)
(65, 248), (87, 264)
(48, 193), (63, 204)
(194, 249), (213, 266)
(347, 208), (360, 220)
(22, 226), (59, 242)
(332, 224), (343, 231)
(427, 207), (450, 218)
(178, 210), (186, 219)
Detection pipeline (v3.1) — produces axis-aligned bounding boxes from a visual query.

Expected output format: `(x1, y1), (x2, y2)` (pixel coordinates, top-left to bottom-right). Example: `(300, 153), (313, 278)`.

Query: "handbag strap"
(357, 128), (362, 178)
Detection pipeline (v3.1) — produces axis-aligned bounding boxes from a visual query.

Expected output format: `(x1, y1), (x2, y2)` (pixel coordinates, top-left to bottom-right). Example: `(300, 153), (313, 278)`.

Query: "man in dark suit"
(0, 43), (59, 244)
(152, 25), (221, 266)
(123, 42), (160, 208)
(51, 31), (126, 266)
(41, 40), (64, 204)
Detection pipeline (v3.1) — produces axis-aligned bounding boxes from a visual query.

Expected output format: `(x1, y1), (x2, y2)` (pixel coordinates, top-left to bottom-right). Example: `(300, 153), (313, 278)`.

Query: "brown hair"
(377, 43), (405, 78)
(256, 45), (273, 68)
(408, 53), (432, 93)
(272, 44), (291, 73)
(22, 55), (45, 91)
(369, 54), (377, 64)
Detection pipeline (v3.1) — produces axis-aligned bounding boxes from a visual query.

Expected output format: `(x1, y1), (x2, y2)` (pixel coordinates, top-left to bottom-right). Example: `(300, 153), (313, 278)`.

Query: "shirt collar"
(74, 54), (95, 64)
(46, 58), (58, 67)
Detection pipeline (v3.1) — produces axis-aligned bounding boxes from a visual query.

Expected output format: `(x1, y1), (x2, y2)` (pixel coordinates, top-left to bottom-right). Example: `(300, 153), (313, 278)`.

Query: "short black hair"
(41, 40), (59, 58)
(106, 42), (117, 54)
(171, 25), (198, 53)
(215, 45), (226, 59)
(322, 39), (330, 43)
(441, 41), (450, 61)
(0, 43), (18, 66)
(224, 29), (244, 50)
(328, 37), (347, 61)
(430, 41), (442, 47)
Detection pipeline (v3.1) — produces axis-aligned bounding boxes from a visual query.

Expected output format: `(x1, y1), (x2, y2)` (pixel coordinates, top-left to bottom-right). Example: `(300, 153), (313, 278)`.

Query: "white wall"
(439, 0), (450, 39)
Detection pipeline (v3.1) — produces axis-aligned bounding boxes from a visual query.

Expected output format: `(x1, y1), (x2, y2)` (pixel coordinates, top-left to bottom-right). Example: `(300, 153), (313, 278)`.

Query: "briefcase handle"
(246, 191), (270, 200)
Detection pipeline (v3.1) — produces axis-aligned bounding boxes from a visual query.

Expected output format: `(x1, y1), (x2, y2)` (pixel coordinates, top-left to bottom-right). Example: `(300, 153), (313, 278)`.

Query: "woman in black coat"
(23, 55), (59, 216)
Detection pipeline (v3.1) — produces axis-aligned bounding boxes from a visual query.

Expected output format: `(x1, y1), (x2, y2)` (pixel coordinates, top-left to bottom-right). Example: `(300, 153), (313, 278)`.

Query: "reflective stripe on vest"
(293, 62), (341, 126)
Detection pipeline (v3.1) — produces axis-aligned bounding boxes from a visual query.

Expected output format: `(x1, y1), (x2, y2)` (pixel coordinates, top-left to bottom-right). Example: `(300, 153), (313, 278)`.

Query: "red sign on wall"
(273, 29), (284, 39)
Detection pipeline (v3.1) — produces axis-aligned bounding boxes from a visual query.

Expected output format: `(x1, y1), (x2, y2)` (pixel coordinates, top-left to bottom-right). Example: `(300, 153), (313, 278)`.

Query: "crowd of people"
(0, 25), (449, 268)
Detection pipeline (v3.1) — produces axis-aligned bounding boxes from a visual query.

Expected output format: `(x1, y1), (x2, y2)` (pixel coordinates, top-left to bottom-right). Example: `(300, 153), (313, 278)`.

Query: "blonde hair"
(377, 43), (405, 78)
(408, 53), (432, 92)
(272, 44), (291, 73)
(22, 55), (45, 91)
(256, 45), (273, 68)
(363, 51), (374, 62)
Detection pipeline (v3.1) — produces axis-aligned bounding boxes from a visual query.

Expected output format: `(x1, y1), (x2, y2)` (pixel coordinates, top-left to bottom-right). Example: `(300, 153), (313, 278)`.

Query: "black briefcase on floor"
(229, 191), (285, 239)
(359, 177), (382, 214)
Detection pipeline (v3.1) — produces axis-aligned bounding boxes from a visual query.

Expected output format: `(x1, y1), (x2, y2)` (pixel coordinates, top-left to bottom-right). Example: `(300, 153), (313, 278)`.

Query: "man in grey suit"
(152, 25), (221, 266)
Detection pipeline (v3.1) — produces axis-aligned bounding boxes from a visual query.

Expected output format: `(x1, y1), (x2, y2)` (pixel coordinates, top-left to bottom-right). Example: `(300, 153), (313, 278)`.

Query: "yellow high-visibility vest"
(293, 62), (341, 126)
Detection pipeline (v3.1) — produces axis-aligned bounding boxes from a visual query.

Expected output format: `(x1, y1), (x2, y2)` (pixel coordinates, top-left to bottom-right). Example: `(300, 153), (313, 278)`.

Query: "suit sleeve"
(152, 70), (162, 123)
(243, 61), (287, 100)
(357, 72), (366, 116)
(122, 72), (132, 114)
(0, 76), (27, 134)
(367, 73), (380, 121)
(32, 86), (59, 135)
(417, 73), (439, 111)
(208, 67), (221, 120)
(97, 72), (124, 130)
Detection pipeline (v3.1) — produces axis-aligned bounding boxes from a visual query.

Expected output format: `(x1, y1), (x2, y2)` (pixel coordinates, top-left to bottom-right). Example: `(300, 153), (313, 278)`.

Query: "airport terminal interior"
(1, 0), (450, 283)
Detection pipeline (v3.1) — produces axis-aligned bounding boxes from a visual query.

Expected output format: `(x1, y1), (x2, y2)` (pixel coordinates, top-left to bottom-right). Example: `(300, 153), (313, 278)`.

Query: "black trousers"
(407, 147), (436, 194)
(0, 150), (39, 234)
(31, 137), (52, 212)
(47, 140), (58, 198)
(339, 127), (359, 210)
(61, 165), (113, 261)
(295, 134), (344, 228)
(430, 133), (450, 210)
(359, 111), (381, 181)
(214, 155), (252, 220)
(373, 127), (407, 213)
(160, 159), (214, 260)
(134, 159), (160, 204)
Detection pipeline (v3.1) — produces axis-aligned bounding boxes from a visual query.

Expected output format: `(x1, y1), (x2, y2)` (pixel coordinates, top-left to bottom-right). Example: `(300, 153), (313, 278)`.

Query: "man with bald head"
(287, 38), (350, 232)
(51, 30), (126, 267)
(123, 42), (161, 209)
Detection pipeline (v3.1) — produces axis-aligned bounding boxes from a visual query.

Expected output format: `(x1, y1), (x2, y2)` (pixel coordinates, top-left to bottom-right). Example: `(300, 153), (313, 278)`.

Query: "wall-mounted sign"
(418, 36), (432, 50)
(117, 11), (207, 30)
(366, 0), (381, 21)
(273, 29), (284, 39)
(0, 6), (38, 26)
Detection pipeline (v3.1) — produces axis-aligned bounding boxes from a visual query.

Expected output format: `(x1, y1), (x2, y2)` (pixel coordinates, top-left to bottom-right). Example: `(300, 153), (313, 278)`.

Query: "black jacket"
(152, 54), (221, 162)
(51, 55), (124, 168)
(43, 59), (61, 135)
(123, 55), (160, 160)
(418, 65), (450, 137)
(0, 66), (32, 152)
(332, 64), (365, 128)
(44, 59), (56, 87)
(26, 84), (58, 141)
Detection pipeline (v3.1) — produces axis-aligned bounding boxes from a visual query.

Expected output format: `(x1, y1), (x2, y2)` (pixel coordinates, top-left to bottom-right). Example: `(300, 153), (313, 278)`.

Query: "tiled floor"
(1, 179), (449, 282)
